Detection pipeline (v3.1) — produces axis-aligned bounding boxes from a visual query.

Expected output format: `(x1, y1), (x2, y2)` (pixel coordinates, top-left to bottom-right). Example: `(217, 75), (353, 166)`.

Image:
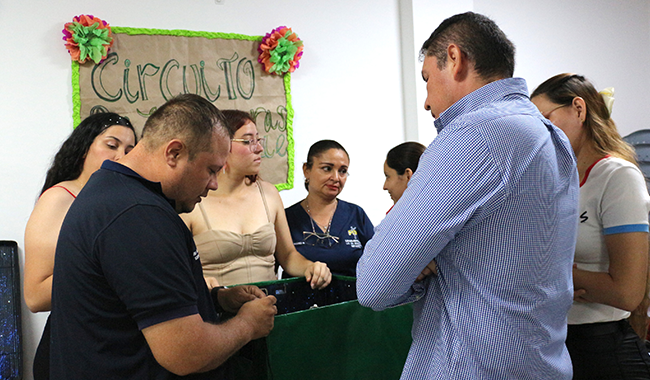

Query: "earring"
(305, 178), (310, 186)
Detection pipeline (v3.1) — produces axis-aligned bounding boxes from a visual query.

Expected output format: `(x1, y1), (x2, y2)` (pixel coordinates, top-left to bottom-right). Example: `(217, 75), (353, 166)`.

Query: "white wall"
(410, 0), (474, 144)
(2, 1), (649, 378)
(474, 0), (650, 137)
(407, 0), (650, 139)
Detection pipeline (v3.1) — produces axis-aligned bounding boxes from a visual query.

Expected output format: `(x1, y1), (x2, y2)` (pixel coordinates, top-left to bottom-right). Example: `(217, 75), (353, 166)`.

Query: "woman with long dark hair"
(24, 112), (136, 379)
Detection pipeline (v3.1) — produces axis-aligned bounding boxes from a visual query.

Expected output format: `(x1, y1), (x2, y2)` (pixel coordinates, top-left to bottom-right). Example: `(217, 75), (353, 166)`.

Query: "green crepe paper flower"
(69, 21), (112, 64)
(258, 27), (304, 75)
(269, 32), (303, 74)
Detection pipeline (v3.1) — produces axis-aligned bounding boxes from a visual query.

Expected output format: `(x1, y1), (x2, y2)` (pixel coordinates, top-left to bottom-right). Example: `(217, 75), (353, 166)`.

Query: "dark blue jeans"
(567, 319), (650, 380)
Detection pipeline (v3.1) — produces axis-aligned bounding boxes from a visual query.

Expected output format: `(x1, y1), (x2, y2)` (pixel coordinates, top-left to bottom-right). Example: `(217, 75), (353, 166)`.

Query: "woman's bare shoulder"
(27, 184), (77, 231)
(36, 183), (77, 210)
(258, 180), (286, 215)
(258, 179), (280, 193)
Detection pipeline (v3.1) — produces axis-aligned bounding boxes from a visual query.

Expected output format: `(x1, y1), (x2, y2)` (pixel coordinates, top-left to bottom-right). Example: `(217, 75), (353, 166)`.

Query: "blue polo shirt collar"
(100, 160), (176, 209)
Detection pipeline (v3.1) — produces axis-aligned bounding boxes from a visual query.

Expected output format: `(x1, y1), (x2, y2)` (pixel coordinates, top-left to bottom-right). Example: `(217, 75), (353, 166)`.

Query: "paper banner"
(71, 27), (294, 190)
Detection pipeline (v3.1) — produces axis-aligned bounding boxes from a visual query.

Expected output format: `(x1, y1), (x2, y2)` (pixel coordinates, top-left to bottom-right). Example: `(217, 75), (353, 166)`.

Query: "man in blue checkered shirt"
(357, 12), (579, 379)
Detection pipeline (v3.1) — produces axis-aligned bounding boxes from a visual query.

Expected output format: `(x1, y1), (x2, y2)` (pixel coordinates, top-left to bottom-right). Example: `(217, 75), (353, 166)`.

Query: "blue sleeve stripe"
(603, 224), (649, 235)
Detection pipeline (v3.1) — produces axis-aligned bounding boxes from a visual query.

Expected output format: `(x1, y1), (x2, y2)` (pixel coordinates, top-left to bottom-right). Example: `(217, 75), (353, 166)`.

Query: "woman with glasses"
(24, 112), (136, 380)
(285, 140), (374, 277)
(182, 110), (331, 289)
(532, 73), (650, 380)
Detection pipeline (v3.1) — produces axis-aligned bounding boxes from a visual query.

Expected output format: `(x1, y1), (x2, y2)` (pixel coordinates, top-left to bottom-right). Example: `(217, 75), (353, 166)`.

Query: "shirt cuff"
(603, 224), (649, 235)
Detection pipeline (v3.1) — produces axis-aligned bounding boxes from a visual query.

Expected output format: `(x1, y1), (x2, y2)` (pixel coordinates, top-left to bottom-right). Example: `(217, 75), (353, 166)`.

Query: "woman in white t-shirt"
(532, 73), (650, 380)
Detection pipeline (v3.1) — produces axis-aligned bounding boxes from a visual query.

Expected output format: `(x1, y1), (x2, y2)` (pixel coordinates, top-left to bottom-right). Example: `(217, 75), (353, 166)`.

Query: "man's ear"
(404, 168), (414, 181)
(447, 44), (469, 81)
(572, 97), (587, 124)
(164, 139), (185, 167)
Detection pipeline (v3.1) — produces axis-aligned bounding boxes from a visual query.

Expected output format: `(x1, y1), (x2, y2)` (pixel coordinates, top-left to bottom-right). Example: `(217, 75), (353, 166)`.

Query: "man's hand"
(304, 261), (332, 289)
(143, 293), (277, 375)
(416, 259), (439, 282)
(217, 285), (266, 313)
(573, 288), (588, 302)
(236, 295), (277, 340)
(571, 264), (590, 303)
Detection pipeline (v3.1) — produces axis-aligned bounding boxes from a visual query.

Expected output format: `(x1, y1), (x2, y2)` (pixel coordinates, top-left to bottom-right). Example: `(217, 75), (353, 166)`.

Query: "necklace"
(303, 199), (339, 247)
(305, 199), (337, 235)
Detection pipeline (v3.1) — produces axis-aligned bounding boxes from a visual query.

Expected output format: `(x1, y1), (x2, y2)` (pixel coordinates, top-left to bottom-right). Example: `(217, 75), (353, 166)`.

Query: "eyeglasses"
(232, 136), (266, 152)
(302, 231), (340, 248)
(541, 104), (568, 119)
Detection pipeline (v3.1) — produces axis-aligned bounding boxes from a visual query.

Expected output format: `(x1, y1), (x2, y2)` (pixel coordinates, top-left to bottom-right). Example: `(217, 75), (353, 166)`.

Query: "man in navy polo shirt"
(50, 94), (277, 379)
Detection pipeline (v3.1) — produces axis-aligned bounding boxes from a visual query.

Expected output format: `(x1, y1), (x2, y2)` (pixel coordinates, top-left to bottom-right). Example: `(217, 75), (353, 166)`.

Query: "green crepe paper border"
(71, 27), (295, 191)
(281, 73), (295, 192)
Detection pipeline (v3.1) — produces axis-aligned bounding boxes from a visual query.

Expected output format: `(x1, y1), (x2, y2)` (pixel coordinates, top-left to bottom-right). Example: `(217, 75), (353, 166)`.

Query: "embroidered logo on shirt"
(345, 227), (361, 248)
(345, 239), (362, 248)
(193, 250), (200, 261)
